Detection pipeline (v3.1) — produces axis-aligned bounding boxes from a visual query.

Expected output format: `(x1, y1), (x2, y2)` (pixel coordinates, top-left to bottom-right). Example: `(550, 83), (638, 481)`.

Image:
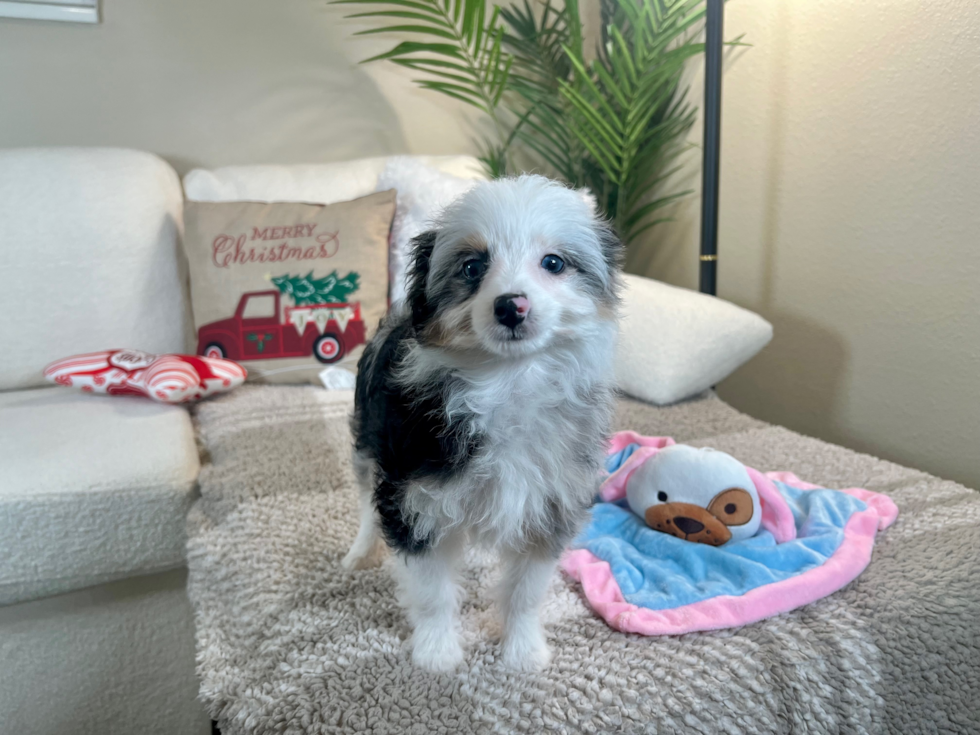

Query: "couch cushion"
(0, 147), (191, 391)
(0, 388), (200, 605)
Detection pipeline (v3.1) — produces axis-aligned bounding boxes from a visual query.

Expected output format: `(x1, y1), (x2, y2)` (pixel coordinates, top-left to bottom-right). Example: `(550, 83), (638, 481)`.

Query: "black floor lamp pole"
(699, 0), (723, 295)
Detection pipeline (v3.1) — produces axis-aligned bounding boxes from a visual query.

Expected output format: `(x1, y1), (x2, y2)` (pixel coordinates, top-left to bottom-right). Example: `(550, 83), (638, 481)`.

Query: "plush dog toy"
(625, 444), (762, 545)
(602, 433), (763, 546)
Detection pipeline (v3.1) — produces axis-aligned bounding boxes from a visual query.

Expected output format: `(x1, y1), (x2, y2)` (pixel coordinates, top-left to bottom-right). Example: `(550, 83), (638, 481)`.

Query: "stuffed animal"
(624, 444), (762, 545)
(602, 433), (764, 546)
(44, 349), (246, 403)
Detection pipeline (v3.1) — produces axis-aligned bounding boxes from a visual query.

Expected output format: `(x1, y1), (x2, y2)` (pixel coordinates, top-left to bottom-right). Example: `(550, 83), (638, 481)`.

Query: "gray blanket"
(187, 386), (980, 734)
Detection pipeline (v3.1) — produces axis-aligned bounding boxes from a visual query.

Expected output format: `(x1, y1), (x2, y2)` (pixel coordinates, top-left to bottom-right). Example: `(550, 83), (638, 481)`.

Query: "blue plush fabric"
(574, 481), (869, 611)
(605, 443), (642, 474)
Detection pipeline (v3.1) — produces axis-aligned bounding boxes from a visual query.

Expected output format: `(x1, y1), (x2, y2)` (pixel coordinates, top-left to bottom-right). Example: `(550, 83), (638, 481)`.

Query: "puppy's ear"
(595, 220), (624, 304)
(597, 222), (624, 272)
(407, 230), (437, 329)
(578, 187), (622, 275)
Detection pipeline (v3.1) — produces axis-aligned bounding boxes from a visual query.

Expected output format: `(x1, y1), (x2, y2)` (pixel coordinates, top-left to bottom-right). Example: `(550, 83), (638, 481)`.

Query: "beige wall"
(0, 0), (482, 173)
(640, 0), (980, 489)
(1, 0), (977, 487)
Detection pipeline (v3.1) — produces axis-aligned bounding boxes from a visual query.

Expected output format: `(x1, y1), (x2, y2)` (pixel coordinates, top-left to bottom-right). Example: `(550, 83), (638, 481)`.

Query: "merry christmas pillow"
(183, 190), (395, 384)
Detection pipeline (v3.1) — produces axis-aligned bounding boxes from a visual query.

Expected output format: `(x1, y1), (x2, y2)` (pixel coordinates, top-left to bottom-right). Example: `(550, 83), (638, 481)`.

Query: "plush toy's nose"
(644, 502), (731, 546)
(673, 516), (705, 535)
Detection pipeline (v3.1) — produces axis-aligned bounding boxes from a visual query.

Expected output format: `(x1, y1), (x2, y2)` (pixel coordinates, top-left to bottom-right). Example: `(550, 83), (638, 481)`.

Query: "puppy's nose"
(494, 294), (530, 329)
(673, 516), (705, 535)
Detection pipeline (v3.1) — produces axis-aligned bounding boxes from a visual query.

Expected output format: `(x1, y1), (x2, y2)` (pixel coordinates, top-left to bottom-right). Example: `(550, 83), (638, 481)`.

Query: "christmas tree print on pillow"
(271, 271), (360, 305)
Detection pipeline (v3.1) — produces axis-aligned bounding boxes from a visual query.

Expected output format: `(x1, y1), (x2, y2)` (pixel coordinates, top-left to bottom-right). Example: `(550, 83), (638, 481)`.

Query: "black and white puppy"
(344, 175), (621, 672)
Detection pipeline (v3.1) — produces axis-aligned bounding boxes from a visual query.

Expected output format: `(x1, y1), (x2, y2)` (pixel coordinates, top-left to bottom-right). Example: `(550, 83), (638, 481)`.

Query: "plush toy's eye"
(657, 491), (668, 502)
(708, 488), (754, 526)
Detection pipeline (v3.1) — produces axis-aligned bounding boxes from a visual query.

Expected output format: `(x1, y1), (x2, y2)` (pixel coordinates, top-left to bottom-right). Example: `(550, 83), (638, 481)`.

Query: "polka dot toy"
(44, 349), (246, 404)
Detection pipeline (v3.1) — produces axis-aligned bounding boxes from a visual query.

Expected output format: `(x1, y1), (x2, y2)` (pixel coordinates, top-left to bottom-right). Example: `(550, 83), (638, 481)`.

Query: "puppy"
(344, 175), (621, 672)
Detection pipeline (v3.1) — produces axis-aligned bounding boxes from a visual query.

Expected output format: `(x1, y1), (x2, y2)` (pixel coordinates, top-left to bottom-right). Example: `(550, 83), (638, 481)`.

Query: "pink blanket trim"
(563, 472), (899, 635)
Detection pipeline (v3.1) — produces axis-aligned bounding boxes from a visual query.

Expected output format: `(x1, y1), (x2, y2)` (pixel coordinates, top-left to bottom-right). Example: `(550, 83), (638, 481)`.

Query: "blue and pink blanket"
(562, 433), (898, 635)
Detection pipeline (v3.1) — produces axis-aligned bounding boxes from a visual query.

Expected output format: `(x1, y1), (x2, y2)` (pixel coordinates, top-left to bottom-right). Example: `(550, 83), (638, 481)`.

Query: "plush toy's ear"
(746, 467), (797, 543)
(406, 230), (437, 329)
(608, 432), (675, 454)
(601, 434), (676, 502)
(600, 447), (654, 502)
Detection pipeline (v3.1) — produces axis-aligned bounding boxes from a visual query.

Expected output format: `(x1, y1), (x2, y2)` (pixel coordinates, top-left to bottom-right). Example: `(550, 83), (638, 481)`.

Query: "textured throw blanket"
(187, 386), (980, 734)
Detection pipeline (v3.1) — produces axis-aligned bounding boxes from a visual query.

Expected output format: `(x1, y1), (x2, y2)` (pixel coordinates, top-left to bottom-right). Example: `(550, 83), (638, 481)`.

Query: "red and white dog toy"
(44, 349), (246, 404)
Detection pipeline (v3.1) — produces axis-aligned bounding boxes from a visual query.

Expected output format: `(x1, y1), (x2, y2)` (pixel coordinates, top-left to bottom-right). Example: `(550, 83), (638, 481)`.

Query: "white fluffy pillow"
(616, 274), (773, 405)
(183, 155), (483, 204)
(376, 157), (480, 305)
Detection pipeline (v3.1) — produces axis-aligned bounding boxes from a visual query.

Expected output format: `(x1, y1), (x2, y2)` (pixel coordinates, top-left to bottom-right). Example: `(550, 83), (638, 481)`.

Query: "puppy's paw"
(501, 626), (552, 671)
(411, 630), (464, 673)
(341, 539), (384, 570)
(341, 549), (368, 570)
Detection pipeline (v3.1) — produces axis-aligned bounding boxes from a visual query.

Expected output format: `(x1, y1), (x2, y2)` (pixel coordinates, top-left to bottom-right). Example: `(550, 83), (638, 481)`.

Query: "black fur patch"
(416, 233), (490, 330)
(407, 230), (437, 330)
(352, 314), (481, 555)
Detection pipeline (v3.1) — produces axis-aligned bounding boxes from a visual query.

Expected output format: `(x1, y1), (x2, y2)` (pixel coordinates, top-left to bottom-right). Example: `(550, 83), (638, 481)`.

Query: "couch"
(169, 171), (976, 732)
(13, 147), (966, 735)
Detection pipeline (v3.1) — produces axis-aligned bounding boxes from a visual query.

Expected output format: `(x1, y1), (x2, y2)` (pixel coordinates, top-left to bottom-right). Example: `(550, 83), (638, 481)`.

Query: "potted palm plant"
(334, 0), (712, 246)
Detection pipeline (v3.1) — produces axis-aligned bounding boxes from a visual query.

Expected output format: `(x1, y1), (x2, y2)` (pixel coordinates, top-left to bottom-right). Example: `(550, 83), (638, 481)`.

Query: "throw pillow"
(182, 190), (395, 384)
(616, 274), (773, 405)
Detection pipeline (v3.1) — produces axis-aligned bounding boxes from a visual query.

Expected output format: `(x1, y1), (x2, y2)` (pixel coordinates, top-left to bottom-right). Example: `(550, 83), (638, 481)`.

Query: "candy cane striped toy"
(44, 349), (246, 404)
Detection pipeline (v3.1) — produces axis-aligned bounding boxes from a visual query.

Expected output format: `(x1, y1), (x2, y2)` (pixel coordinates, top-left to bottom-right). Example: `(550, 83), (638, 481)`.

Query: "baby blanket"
(562, 433), (898, 635)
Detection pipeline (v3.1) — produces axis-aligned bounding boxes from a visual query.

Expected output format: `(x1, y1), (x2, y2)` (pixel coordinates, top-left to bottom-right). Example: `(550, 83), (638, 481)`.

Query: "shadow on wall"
(0, 0), (407, 174)
(717, 312), (848, 444)
(622, 150), (702, 289)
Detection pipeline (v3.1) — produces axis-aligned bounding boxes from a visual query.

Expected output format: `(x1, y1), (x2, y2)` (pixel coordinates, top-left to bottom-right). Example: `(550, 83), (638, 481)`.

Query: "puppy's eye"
(461, 259), (486, 280)
(541, 254), (565, 274)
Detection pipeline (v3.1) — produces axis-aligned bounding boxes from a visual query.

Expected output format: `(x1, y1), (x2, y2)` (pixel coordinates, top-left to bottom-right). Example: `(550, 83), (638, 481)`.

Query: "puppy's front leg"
(394, 533), (466, 672)
(342, 451), (382, 570)
(498, 545), (558, 671)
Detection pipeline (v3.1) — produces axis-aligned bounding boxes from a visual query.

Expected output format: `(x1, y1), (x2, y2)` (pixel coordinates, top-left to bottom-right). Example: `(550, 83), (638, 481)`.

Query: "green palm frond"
(557, 0), (705, 242)
(333, 0), (512, 122)
(335, 0), (730, 247)
(498, 0), (580, 181)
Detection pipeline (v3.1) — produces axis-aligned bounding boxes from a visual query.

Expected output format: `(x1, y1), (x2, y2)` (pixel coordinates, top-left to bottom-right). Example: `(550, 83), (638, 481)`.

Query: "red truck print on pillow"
(196, 290), (366, 364)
